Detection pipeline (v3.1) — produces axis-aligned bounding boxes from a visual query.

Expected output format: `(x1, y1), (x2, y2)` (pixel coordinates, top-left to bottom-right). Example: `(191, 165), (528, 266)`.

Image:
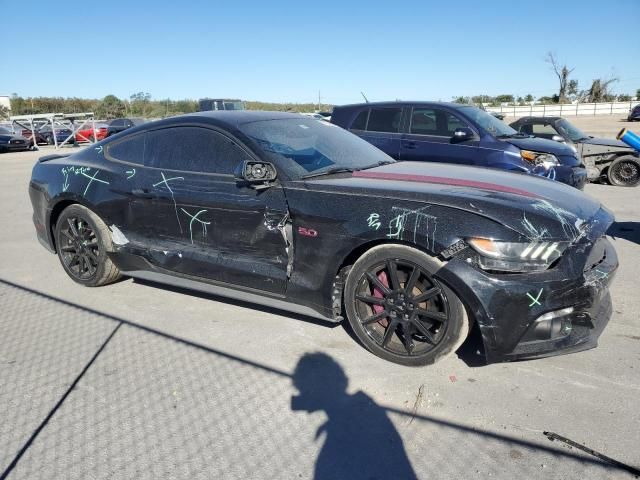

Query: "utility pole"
(318, 90), (321, 112)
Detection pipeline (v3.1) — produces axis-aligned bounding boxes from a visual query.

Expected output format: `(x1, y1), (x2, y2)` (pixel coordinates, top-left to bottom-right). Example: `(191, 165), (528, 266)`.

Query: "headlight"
(468, 237), (568, 272)
(521, 150), (559, 169)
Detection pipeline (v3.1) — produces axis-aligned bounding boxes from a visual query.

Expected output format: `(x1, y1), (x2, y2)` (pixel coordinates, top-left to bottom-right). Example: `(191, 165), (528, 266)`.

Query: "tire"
(344, 244), (469, 366)
(607, 156), (640, 187)
(54, 204), (121, 287)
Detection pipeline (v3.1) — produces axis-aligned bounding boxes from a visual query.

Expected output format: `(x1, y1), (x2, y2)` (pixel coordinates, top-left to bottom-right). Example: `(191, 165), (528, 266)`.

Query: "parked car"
(75, 123), (109, 142)
(627, 104), (640, 122)
(29, 111), (617, 366)
(38, 124), (76, 145)
(107, 118), (147, 137)
(0, 127), (30, 152)
(510, 116), (640, 187)
(331, 102), (587, 189)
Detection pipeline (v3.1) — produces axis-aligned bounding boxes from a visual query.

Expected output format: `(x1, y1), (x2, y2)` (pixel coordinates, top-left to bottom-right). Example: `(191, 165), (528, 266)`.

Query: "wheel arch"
(332, 238), (477, 331)
(48, 197), (98, 253)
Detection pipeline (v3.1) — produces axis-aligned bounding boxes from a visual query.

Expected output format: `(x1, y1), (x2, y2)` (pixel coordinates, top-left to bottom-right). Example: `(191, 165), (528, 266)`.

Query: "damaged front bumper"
(437, 210), (618, 364)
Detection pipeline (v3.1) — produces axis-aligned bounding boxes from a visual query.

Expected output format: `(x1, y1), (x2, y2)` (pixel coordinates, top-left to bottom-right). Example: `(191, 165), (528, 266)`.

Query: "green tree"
(617, 94), (632, 102)
(97, 95), (126, 119)
(494, 94), (515, 104)
(524, 94), (534, 102)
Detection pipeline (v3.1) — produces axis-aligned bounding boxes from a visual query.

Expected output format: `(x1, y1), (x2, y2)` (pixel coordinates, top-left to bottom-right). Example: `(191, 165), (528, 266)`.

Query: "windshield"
(0, 127), (12, 134)
(239, 118), (394, 179)
(556, 119), (589, 142)
(458, 106), (517, 137)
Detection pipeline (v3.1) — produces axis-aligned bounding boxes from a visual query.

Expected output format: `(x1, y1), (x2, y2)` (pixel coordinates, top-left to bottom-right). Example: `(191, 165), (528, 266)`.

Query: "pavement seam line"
(0, 321), (123, 480)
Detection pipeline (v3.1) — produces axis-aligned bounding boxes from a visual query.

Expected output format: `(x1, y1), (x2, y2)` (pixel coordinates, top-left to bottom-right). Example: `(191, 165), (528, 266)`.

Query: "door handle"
(402, 141), (416, 149)
(131, 188), (154, 199)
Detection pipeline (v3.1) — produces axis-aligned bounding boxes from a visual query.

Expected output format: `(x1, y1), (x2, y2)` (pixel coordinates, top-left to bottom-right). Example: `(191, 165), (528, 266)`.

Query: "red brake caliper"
(372, 271), (390, 327)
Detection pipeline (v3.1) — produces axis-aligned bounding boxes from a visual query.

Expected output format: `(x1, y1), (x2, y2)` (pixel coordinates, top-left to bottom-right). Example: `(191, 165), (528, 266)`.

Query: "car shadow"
(607, 221), (640, 246)
(130, 277), (341, 329)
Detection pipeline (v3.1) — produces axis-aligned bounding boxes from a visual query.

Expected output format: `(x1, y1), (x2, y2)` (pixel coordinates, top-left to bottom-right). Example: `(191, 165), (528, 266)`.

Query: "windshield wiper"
(359, 160), (395, 170)
(301, 167), (356, 179)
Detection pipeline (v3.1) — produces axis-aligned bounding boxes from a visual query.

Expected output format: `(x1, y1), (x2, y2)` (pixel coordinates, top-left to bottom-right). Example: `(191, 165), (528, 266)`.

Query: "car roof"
(514, 116), (562, 122)
(334, 101), (472, 110)
(106, 111), (306, 138)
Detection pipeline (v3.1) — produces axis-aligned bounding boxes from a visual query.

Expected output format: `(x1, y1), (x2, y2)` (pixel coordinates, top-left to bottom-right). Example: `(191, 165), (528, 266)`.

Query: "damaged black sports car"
(510, 116), (640, 187)
(29, 112), (618, 366)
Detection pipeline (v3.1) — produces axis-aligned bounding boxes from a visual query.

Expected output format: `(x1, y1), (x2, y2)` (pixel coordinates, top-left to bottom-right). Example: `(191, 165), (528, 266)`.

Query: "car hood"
(502, 136), (576, 156)
(307, 161), (605, 242)
(579, 136), (630, 148)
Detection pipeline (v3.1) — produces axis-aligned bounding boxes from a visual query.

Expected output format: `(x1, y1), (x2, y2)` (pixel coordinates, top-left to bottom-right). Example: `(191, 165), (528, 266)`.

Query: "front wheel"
(55, 204), (121, 286)
(607, 156), (640, 187)
(344, 244), (469, 366)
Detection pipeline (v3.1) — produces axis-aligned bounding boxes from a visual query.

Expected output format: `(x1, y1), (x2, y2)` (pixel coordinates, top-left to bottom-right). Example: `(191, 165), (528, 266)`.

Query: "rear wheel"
(607, 156), (640, 187)
(344, 244), (468, 366)
(55, 204), (121, 286)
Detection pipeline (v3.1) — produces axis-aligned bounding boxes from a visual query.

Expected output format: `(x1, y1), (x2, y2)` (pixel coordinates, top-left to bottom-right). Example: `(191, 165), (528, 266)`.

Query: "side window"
(531, 123), (558, 139)
(145, 127), (248, 175)
(351, 109), (369, 130)
(532, 123), (557, 135)
(110, 119), (124, 127)
(411, 108), (469, 136)
(106, 133), (145, 165)
(366, 108), (402, 133)
(443, 112), (468, 135)
(410, 108), (438, 135)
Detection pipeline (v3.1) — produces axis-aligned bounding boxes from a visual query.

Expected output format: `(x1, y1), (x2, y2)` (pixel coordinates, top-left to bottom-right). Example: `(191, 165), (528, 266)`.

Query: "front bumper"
(436, 208), (617, 364)
(553, 165), (588, 190)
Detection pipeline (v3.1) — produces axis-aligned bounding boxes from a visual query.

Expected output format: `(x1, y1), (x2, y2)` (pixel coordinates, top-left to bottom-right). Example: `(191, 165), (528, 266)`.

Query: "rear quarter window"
(105, 133), (145, 165)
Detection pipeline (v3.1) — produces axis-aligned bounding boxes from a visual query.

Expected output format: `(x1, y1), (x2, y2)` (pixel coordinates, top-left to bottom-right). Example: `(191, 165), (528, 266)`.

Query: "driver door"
(138, 125), (291, 295)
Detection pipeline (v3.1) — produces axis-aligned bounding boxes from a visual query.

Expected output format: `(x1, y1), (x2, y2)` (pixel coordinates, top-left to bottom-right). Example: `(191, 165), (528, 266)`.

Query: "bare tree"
(546, 52), (575, 103)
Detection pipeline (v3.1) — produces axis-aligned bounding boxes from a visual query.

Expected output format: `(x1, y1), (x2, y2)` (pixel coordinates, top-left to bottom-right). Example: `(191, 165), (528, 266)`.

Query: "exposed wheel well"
(49, 200), (78, 252)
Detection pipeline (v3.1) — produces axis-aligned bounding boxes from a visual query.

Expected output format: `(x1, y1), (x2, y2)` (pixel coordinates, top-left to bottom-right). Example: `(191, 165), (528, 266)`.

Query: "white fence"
(486, 101), (639, 118)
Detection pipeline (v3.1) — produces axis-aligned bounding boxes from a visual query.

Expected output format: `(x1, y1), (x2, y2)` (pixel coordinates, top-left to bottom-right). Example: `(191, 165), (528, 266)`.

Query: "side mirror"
(551, 135), (565, 143)
(451, 127), (474, 143)
(234, 160), (277, 188)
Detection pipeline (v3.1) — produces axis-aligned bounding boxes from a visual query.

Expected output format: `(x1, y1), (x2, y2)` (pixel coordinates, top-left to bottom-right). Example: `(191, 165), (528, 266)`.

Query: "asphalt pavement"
(0, 147), (639, 479)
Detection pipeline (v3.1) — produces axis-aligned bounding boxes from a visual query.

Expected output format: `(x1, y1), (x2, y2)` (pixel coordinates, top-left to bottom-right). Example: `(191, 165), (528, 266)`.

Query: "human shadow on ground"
(291, 352), (417, 480)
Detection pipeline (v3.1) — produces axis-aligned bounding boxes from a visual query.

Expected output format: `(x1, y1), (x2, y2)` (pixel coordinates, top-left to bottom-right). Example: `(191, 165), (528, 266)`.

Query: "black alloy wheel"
(344, 245), (468, 366)
(608, 157), (640, 187)
(59, 216), (100, 280)
(55, 204), (121, 286)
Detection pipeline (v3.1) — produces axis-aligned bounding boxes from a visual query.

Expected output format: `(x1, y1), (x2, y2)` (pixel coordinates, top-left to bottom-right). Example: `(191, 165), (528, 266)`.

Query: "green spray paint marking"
(154, 172), (185, 233)
(526, 288), (543, 307)
(81, 170), (109, 196)
(61, 166), (92, 192)
(125, 168), (136, 179)
(180, 208), (211, 244)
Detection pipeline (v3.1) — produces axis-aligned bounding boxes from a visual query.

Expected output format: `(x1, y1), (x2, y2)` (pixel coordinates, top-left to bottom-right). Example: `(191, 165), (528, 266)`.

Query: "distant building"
(198, 98), (245, 111)
(0, 96), (10, 111)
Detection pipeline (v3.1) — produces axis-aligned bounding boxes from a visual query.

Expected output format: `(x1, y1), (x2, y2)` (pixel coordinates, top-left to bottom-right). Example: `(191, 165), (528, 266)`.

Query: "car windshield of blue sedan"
(459, 106), (517, 137)
(239, 118), (394, 178)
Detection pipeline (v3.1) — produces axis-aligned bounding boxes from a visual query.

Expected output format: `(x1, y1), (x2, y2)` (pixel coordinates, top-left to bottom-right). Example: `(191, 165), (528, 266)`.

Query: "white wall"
(0, 96), (10, 111)
(486, 101), (639, 117)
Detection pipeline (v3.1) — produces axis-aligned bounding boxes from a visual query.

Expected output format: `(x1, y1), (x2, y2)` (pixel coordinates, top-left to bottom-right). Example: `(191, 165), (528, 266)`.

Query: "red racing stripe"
(352, 171), (540, 198)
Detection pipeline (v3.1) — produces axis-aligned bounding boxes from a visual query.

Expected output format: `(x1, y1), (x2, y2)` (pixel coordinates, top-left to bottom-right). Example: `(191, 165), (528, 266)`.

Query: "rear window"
(366, 108), (402, 133)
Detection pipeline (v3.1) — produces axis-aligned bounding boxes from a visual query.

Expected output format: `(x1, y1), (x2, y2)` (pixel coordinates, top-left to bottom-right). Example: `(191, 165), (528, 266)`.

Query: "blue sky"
(3, 0), (639, 104)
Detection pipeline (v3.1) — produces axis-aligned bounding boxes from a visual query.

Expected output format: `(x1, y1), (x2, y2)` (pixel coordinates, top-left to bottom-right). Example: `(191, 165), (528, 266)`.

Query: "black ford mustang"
(29, 112), (618, 366)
